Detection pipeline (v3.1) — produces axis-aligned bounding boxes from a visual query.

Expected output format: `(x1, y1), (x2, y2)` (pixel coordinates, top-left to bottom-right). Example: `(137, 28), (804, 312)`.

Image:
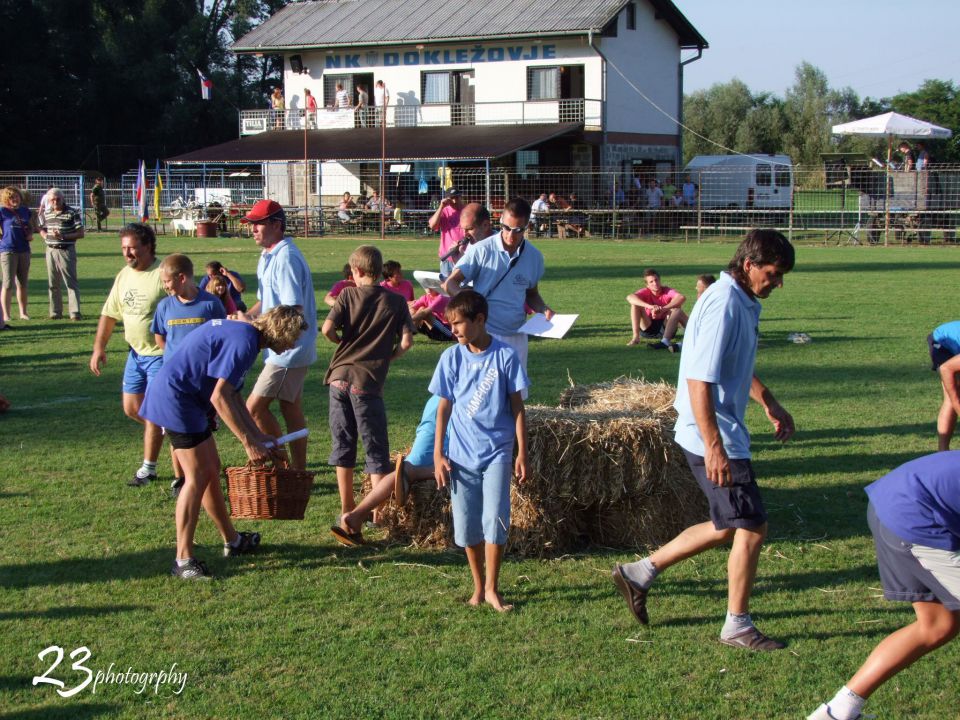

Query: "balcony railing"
(239, 99), (602, 136)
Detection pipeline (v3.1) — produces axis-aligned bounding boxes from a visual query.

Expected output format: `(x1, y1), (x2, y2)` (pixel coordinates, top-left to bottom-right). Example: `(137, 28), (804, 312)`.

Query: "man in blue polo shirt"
(442, 197), (553, 398)
(928, 320), (960, 451)
(808, 452), (960, 720)
(236, 200), (317, 470)
(612, 229), (796, 652)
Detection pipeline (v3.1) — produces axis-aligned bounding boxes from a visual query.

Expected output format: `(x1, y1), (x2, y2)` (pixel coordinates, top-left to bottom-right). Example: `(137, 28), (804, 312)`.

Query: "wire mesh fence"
(2, 163), (957, 244)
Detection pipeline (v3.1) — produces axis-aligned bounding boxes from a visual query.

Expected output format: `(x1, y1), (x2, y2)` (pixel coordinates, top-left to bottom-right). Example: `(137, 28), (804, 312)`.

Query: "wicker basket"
(225, 460), (315, 520)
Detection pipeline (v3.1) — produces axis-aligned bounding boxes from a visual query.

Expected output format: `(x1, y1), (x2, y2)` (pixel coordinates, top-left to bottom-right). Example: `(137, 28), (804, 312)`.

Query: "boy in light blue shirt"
(430, 290), (529, 612)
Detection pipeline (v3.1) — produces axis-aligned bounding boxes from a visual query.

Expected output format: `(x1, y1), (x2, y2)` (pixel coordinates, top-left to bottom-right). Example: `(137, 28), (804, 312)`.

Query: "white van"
(683, 154), (794, 210)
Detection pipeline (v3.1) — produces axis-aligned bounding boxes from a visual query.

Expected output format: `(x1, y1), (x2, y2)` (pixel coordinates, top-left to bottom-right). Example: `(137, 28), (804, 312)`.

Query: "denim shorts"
(449, 460), (512, 547)
(684, 449), (768, 530)
(327, 383), (391, 475)
(869, 503), (960, 610)
(122, 349), (164, 395)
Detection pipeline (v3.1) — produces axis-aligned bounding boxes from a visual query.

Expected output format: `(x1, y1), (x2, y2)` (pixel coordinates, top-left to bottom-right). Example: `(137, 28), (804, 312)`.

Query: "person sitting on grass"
(380, 260), (414, 301)
(151, 254), (226, 498)
(323, 263), (356, 308)
(198, 260), (246, 313)
(430, 290), (529, 612)
(626, 267), (687, 352)
(205, 274), (237, 316)
(807, 452), (960, 720)
(409, 288), (453, 341)
(928, 320), (960, 451)
(322, 245), (414, 523)
(138, 306), (307, 580)
(331, 395), (446, 546)
(695, 273), (716, 299)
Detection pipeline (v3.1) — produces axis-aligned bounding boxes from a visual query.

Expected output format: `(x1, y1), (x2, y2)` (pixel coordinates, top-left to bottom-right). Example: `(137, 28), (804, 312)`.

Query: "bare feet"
(626, 337), (640, 346)
(340, 512), (360, 535)
(484, 590), (514, 613)
(468, 591), (484, 607)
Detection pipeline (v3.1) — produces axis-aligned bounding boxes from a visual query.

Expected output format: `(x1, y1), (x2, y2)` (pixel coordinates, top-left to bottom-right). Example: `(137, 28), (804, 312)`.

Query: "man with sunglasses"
(236, 200), (317, 470)
(442, 198), (553, 397)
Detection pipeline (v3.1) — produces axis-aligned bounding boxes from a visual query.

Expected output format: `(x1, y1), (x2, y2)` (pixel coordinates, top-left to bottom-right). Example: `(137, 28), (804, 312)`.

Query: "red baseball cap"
(240, 199), (284, 223)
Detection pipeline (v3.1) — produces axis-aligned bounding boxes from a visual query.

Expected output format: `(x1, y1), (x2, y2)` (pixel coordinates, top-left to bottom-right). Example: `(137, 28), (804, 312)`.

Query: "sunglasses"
(500, 223), (526, 235)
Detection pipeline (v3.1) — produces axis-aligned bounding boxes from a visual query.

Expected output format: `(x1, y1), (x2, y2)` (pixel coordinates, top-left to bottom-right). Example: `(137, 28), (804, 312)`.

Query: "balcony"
(240, 99), (602, 136)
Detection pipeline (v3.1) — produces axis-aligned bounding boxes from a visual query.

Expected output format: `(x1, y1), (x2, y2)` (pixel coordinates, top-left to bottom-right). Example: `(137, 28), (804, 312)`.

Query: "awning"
(167, 123), (582, 164)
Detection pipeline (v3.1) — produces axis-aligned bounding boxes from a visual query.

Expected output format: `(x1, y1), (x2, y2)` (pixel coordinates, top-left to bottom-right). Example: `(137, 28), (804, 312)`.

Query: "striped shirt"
(39, 205), (83, 247)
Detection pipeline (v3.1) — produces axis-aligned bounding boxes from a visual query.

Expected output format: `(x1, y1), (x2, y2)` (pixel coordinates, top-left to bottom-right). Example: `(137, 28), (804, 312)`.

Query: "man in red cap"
(236, 200), (317, 470)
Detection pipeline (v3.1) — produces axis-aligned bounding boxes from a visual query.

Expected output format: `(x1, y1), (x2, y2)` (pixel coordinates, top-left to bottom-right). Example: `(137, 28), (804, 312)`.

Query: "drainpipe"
(587, 30), (607, 167)
(678, 48), (703, 167)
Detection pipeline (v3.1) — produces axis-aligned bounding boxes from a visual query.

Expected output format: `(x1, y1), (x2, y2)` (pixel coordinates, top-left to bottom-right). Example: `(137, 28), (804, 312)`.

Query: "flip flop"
(393, 454), (409, 505)
(329, 524), (364, 547)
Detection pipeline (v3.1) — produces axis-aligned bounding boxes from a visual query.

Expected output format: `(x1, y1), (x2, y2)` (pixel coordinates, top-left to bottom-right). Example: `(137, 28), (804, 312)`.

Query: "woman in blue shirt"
(0, 186), (33, 329)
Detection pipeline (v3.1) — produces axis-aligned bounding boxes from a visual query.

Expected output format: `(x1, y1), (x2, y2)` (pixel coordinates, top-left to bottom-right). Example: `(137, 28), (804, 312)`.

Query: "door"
(453, 70), (475, 126)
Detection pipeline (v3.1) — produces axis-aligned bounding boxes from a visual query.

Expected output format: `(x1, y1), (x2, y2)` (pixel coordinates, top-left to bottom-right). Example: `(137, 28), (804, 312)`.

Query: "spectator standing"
(237, 200), (317, 471)
(355, 84), (369, 127)
(271, 87), (285, 129)
(429, 188), (465, 276)
(0, 186), (33, 328)
(38, 188), (84, 321)
(88, 223), (166, 486)
(304, 88), (318, 129)
(682, 175), (698, 207)
(334, 83), (350, 109)
(90, 177), (109, 231)
(373, 80), (389, 126)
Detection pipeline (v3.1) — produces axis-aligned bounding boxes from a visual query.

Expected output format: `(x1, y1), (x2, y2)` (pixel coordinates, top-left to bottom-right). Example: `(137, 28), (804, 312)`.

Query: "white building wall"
(598, 1), (681, 137)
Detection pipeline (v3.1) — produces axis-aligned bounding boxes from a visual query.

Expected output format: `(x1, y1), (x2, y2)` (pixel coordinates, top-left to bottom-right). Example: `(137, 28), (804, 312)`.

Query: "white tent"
(831, 112), (952, 244)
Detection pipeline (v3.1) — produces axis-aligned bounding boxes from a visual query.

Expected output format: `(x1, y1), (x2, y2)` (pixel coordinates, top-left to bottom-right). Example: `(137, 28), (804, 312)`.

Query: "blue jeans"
(449, 460), (512, 547)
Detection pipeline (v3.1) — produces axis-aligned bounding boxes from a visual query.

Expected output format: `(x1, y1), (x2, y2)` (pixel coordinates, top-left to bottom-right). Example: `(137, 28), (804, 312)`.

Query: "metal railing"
(240, 99), (602, 135)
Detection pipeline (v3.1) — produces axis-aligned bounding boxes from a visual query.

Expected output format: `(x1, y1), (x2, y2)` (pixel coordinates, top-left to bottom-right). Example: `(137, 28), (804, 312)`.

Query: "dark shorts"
(644, 318), (664, 336)
(167, 426), (213, 450)
(683, 449), (768, 530)
(928, 333), (955, 371)
(868, 503), (960, 609)
(327, 384), (392, 475)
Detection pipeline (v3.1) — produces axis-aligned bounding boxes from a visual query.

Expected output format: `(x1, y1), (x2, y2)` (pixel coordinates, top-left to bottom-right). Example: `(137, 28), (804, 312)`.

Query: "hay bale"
(372, 378), (708, 556)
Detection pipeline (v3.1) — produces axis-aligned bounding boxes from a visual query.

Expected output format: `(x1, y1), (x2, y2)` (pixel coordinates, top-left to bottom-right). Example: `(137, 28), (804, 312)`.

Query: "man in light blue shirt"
(237, 200), (317, 469)
(442, 197), (553, 398)
(612, 229), (796, 652)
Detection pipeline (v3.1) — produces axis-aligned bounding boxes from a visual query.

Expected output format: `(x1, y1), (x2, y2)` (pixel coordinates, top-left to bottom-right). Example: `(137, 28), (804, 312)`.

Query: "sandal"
(330, 524), (364, 547)
(393, 454), (409, 505)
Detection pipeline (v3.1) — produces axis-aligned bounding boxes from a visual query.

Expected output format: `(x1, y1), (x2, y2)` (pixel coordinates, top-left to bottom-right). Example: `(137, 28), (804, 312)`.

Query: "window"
(527, 67), (560, 100)
(323, 74), (353, 107)
(626, 2), (636, 30)
(775, 166), (792, 188)
(755, 164), (772, 186)
(516, 150), (539, 179)
(422, 72), (451, 104)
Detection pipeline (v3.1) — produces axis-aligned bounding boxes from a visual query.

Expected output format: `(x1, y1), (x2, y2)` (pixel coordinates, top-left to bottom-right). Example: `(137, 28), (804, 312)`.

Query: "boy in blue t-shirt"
(429, 290), (529, 612)
(151, 254), (226, 495)
(808, 452), (960, 720)
(928, 320), (960, 450)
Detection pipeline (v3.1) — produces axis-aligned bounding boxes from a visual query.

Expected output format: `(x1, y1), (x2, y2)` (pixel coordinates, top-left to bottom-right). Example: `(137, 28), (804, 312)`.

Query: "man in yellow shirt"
(89, 223), (166, 486)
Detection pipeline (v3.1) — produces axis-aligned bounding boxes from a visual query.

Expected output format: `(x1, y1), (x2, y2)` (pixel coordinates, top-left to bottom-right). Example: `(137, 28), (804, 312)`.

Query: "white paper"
(518, 313), (578, 339)
(413, 270), (446, 295)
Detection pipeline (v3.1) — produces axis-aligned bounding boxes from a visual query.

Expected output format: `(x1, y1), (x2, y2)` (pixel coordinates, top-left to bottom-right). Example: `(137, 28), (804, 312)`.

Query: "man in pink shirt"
(429, 188), (465, 276)
(626, 268), (688, 351)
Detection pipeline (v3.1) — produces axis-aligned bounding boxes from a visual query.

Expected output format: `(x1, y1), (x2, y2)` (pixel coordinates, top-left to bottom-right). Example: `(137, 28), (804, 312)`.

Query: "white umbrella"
(831, 112), (953, 244)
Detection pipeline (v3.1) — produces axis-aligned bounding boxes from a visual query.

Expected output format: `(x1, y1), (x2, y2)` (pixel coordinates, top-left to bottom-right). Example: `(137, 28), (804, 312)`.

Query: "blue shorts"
(122, 349), (164, 395)
(449, 460), (512, 547)
(869, 503), (960, 610)
(684, 449), (768, 530)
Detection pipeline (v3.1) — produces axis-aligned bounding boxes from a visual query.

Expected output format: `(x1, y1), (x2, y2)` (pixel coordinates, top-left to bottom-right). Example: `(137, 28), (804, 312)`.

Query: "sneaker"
(170, 477), (185, 499)
(171, 558), (212, 580)
(668, 342), (681, 354)
(70, 314), (82, 321)
(49, 314), (63, 320)
(127, 471), (156, 487)
(648, 341), (670, 350)
(807, 704), (856, 720)
(224, 531), (261, 557)
(718, 626), (785, 652)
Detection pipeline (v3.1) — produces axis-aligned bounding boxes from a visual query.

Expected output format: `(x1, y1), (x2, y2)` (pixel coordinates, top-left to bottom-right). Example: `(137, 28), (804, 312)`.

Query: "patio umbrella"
(831, 112), (953, 243)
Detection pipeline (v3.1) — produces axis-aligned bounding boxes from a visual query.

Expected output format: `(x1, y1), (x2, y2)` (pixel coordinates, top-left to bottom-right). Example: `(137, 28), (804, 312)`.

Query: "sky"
(677, 0), (959, 100)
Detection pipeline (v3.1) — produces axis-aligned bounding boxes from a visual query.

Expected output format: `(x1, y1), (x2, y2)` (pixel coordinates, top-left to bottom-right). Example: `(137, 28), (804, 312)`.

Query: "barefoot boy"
(322, 245), (414, 518)
(430, 290), (529, 612)
(808, 452), (960, 720)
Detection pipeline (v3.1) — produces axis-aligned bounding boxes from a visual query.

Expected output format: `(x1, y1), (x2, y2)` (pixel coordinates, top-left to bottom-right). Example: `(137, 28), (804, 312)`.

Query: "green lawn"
(2, 232), (958, 719)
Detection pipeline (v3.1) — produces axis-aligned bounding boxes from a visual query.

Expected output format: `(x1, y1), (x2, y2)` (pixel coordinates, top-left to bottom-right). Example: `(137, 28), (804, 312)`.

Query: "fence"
(3, 164), (958, 244)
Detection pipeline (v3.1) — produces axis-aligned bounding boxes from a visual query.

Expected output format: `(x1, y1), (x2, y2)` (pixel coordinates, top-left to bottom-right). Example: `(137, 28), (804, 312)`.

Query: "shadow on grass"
(0, 549), (172, 589)
(0, 702), (118, 720)
(0, 605), (146, 622)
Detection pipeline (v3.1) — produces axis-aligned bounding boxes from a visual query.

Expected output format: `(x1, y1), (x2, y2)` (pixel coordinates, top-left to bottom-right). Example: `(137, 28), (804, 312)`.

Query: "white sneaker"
(807, 704), (857, 720)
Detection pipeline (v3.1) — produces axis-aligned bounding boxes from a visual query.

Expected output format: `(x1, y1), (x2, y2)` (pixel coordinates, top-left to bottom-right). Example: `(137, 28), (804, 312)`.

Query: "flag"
(134, 160), (148, 222)
(153, 160), (163, 221)
(198, 69), (212, 101)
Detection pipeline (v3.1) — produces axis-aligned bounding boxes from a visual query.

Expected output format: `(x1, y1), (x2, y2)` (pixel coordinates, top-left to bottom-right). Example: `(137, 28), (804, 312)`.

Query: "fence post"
(696, 171), (702, 244)
(788, 185), (794, 243)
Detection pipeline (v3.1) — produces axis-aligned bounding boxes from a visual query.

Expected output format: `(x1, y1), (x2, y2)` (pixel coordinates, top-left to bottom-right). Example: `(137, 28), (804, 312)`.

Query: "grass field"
(2, 231), (959, 719)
